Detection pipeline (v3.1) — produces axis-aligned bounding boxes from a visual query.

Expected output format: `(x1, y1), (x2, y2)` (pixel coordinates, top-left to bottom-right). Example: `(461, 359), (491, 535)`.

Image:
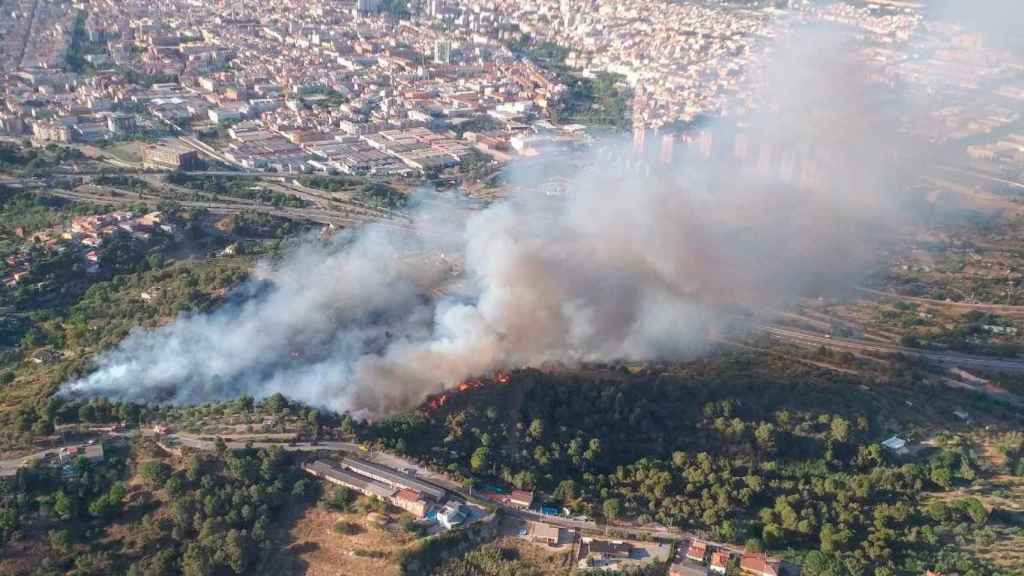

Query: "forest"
(371, 364), (1022, 576)
(1, 356), (1021, 575)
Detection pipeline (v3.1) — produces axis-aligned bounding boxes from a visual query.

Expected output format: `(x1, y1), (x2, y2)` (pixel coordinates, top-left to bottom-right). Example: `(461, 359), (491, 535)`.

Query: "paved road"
(765, 326), (1024, 374)
(856, 286), (1024, 317)
(0, 429), (736, 549)
(937, 164), (1024, 191)
(167, 433), (360, 453)
(43, 184), (411, 230)
(0, 441), (90, 475)
(178, 136), (243, 169)
(164, 433), (698, 540)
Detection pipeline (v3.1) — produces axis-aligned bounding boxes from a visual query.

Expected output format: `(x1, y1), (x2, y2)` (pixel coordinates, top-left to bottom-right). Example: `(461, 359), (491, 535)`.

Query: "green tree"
(235, 395), (254, 413)
(961, 498), (989, 525)
(803, 551), (842, 576)
(48, 528), (73, 556)
(603, 498), (622, 521)
(220, 529), (253, 573)
(54, 490), (76, 521)
(265, 392), (288, 414)
(470, 446), (490, 472)
(127, 548), (178, 576)
(763, 523), (784, 548)
(0, 507), (19, 545)
(89, 484), (125, 522)
(755, 423), (777, 455)
(512, 470), (536, 490)
(181, 542), (213, 576)
(554, 479), (577, 503)
(139, 461), (172, 488)
(527, 418), (545, 441)
(830, 417), (851, 443)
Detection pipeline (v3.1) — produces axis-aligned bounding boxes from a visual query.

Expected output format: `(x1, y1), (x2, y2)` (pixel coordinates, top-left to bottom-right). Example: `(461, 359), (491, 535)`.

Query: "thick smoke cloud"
(930, 0), (1024, 53)
(63, 25), (920, 417)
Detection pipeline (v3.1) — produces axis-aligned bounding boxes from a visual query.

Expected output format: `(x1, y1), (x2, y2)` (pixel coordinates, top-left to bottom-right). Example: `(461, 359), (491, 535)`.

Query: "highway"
(856, 286), (1024, 317)
(40, 181), (421, 231)
(937, 164), (1024, 191)
(178, 136), (243, 169)
(765, 326), (1024, 374)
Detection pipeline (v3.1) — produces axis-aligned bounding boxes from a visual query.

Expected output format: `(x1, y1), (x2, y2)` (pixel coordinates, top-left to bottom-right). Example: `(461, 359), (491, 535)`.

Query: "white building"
(434, 38), (452, 65)
(437, 501), (468, 529)
(881, 436), (908, 455)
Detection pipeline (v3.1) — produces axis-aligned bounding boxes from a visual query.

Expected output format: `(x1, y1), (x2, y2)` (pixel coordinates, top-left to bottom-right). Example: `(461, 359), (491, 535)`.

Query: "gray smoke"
(930, 0), (1024, 53)
(63, 25), (923, 417)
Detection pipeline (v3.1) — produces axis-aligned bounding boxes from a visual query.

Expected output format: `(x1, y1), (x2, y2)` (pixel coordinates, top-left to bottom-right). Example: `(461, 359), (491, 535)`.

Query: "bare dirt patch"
(286, 504), (417, 576)
(491, 536), (575, 575)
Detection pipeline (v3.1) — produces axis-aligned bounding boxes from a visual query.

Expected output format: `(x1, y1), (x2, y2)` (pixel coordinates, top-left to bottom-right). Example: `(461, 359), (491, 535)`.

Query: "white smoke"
(930, 0), (1024, 53)
(62, 25), (925, 417)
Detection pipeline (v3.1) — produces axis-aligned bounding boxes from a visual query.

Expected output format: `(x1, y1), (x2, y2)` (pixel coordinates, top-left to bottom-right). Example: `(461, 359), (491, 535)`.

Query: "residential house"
(881, 436), (909, 455)
(391, 488), (429, 518)
(710, 551), (730, 574)
(531, 522), (561, 546)
(686, 539), (708, 563)
(507, 489), (534, 509)
(741, 553), (782, 576)
(587, 539), (631, 561)
(437, 501), (468, 529)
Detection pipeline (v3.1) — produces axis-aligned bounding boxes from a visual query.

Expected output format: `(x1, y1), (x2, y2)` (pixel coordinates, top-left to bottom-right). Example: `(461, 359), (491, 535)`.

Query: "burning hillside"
(62, 29), (914, 418)
(423, 370), (513, 414)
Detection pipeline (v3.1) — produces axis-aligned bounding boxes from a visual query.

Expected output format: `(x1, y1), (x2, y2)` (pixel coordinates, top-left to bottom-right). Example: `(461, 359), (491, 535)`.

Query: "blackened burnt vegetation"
(370, 357), (1018, 575)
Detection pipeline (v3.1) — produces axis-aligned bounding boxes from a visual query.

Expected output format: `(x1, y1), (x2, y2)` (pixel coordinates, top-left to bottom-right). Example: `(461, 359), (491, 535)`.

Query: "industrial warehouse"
(303, 457), (450, 521)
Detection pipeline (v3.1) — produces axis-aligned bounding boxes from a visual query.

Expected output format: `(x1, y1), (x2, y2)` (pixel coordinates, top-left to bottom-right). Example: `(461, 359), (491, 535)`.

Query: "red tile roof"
(394, 488), (422, 502)
(687, 540), (707, 559)
(507, 490), (534, 506)
(711, 551), (730, 568)
(741, 553), (781, 576)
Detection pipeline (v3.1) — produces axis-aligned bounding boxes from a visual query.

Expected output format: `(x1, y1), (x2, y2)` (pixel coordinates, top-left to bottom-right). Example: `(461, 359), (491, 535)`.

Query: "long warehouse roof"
(340, 456), (446, 500)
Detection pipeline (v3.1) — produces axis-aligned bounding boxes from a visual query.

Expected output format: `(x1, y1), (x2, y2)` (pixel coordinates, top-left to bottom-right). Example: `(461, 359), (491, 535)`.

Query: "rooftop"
(341, 456), (446, 500)
(305, 460), (397, 499)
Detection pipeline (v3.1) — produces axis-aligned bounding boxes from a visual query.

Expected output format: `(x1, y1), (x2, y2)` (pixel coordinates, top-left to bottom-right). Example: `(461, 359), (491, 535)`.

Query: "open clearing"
(286, 504), (415, 576)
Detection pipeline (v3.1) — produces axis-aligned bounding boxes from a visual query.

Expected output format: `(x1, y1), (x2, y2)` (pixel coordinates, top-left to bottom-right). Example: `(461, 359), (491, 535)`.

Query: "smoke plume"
(930, 0), (1024, 53)
(63, 25), (923, 417)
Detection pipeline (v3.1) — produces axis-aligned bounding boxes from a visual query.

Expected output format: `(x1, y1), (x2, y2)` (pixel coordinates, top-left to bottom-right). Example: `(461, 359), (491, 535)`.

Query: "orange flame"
(423, 392), (450, 413)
